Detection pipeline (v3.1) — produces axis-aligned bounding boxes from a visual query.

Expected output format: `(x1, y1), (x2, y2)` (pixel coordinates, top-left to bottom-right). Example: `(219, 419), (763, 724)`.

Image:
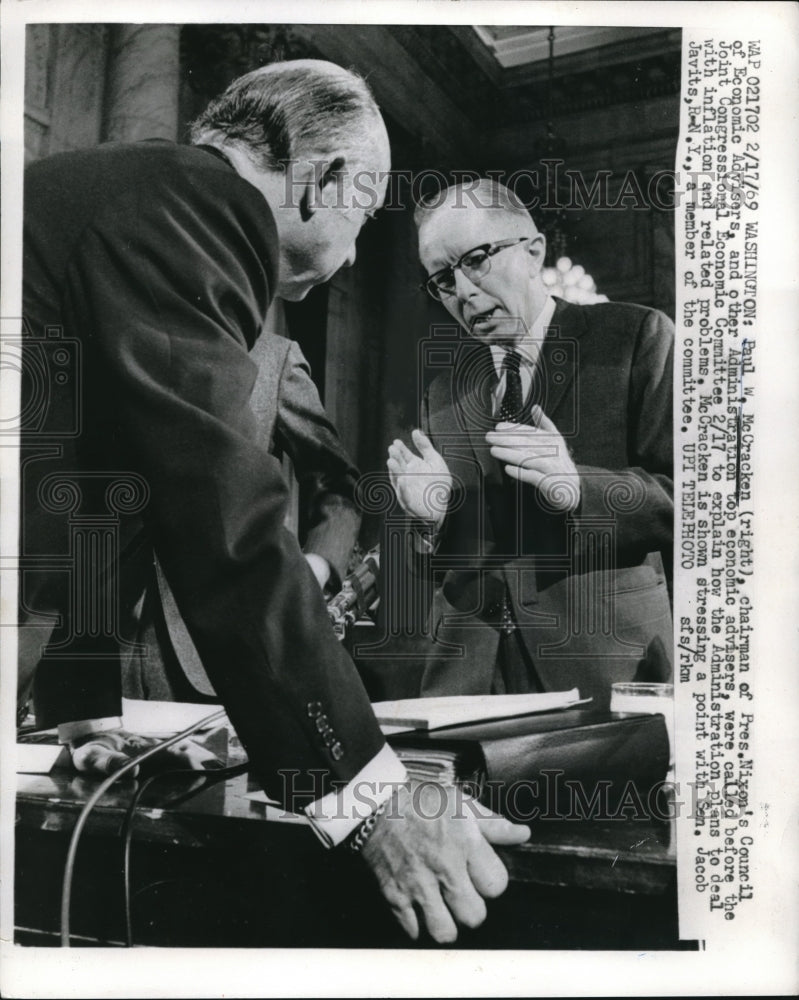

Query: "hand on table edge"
(359, 781), (530, 943)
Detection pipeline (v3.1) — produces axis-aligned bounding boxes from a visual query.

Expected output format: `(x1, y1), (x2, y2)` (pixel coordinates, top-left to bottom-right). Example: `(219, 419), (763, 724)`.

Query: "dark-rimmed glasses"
(422, 238), (531, 300)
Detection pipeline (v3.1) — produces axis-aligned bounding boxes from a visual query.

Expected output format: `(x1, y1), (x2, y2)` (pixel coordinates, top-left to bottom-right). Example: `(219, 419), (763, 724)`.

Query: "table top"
(16, 726), (675, 896)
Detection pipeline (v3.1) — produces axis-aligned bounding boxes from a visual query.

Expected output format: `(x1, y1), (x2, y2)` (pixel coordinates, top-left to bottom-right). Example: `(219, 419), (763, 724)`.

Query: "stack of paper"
(121, 698), (225, 736)
(372, 689), (585, 732)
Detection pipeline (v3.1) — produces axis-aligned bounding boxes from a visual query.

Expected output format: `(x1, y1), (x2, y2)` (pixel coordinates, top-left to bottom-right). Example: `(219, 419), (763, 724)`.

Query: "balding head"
(191, 60), (390, 302)
(191, 59), (388, 171)
(415, 179), (537, 238)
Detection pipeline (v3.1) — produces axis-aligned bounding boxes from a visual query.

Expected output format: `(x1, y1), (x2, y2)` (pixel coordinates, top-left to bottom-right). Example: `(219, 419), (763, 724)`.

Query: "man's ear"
(293, 158), (319, 222)
(300, 155), (348, 221)
(526, 233), (547, 275)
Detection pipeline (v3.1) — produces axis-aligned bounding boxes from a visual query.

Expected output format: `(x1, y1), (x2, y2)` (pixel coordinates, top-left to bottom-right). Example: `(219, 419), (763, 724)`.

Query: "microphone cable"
(120, 760), (250, 947)
(59, 708), (226, 947)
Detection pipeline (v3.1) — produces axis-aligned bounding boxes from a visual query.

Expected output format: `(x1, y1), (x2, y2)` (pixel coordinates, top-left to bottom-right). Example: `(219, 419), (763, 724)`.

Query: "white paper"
(241, 791), (311, 824)
(15, 743), (66, 774)
(372, 689), (585, 729)
(120, 698), (224, 736)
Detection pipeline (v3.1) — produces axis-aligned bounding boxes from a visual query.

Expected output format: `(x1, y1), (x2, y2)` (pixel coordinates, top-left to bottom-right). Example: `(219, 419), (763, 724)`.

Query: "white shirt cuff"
(58, 716), (123, 745)
(304, 743), (408, 848)
(412, 521), (443, 555)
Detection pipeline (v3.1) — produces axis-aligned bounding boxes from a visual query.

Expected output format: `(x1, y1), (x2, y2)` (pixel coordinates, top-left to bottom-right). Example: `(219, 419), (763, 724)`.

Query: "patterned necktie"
(498, 349), (524, 422)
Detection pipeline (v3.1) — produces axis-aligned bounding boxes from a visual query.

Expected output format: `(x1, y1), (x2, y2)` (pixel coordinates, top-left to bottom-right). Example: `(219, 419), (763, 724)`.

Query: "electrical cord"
(59, 708), (226, 947)
(120, 761), (250, 946)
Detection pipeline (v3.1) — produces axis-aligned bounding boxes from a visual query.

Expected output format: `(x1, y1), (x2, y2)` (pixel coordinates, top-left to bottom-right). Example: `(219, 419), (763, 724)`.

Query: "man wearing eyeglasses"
(387, 179), (673, 705)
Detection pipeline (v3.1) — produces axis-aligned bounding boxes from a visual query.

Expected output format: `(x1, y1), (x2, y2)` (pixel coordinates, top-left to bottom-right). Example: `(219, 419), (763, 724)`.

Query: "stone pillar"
(103, 24), (180, 142)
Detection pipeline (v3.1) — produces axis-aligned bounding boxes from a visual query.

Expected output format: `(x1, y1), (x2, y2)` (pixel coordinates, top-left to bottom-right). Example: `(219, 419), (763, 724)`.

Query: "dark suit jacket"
(20, 140), (383, 804)
(419, 298), (674, 709)
(260, 334), (361, 587)
(147, 332), (362, 700)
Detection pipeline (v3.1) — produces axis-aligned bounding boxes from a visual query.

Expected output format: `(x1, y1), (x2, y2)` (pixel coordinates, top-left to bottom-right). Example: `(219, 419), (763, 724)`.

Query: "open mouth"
(469, 308), (497, 329)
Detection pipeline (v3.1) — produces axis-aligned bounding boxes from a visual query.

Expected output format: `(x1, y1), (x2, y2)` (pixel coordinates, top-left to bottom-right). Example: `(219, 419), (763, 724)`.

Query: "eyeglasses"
(422, 238), (531, 300)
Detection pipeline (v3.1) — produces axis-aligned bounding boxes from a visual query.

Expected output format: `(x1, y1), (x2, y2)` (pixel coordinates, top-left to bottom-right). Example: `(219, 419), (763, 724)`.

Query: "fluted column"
(103, 24), (180, 142)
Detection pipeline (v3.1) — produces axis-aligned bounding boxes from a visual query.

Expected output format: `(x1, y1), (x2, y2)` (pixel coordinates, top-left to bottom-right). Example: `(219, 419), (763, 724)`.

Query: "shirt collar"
(489, 296), (556, 377)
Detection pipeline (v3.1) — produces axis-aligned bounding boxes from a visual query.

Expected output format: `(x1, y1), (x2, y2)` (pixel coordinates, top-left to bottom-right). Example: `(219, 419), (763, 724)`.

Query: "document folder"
(389, 709), (670, 822)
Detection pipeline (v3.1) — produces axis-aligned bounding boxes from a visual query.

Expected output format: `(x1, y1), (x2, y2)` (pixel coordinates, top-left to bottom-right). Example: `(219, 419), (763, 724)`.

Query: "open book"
(371, 689), (586, 731)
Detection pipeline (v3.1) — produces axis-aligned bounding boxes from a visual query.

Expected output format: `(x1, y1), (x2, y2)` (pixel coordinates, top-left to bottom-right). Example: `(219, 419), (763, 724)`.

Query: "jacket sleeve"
(60, 170), (385, 804)
(573, 308), (674, 566)
(274, 340), (361, 588)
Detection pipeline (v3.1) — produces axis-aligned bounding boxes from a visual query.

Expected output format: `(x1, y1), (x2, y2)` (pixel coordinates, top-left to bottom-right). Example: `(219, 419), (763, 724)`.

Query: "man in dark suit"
(388, 180), (673, 708)
(121, 331), (363, 703)
(20, 62), (528, 944)
(259, 333), (361, 593)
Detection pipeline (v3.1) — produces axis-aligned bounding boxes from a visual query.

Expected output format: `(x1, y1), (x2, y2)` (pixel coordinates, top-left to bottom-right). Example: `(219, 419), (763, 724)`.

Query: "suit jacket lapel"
(537, 298), (587, 421)
(155, 557), (217, 696)
(454, 300), (587, 448)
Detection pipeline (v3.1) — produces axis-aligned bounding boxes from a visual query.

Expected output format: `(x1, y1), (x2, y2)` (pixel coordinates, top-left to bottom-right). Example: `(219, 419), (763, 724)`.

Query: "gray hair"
(190, 59), (382, 171)
(414, 179), (536, 232)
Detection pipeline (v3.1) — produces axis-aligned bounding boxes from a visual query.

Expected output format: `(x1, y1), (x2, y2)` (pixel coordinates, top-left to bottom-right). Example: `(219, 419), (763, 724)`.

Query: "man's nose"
(453, 267), (480, 301)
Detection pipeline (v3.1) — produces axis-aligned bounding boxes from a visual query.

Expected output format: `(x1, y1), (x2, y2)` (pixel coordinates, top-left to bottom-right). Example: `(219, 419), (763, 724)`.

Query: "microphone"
(326, 546), (380, 641)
